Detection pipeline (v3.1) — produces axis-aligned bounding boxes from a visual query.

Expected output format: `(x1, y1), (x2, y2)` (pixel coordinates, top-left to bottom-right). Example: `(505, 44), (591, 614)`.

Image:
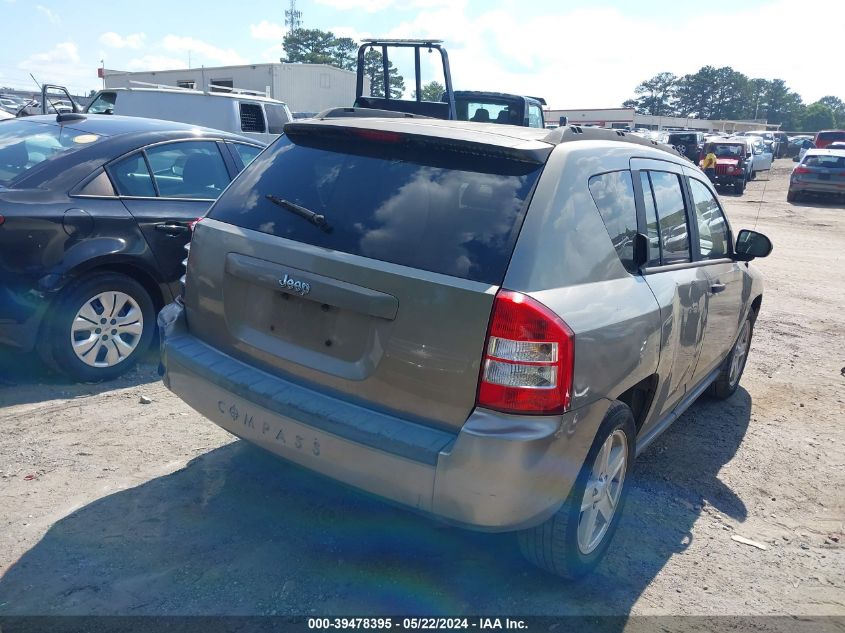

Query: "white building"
(545, 107), (779, 133)
(103, 63), (363, 114)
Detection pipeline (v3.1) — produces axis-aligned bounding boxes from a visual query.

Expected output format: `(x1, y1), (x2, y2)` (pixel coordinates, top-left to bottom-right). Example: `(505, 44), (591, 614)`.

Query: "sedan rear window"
(208, 134), (543, 284)
(817, 131), (845, 143)
(0, 119), (105, 186)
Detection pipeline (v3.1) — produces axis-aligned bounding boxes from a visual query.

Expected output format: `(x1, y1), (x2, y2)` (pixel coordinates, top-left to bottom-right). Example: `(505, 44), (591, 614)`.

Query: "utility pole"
(285, 0), (302, 31)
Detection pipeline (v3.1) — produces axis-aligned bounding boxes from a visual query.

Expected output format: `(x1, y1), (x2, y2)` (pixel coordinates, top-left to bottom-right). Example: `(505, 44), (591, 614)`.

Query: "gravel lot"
(0, 159), (843, 617)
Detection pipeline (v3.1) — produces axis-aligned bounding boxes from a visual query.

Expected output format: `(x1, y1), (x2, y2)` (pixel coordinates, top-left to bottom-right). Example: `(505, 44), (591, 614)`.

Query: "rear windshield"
(668, 133), (698, 143)
(817, 131), (845, 142)
(0, 119), (105, 186)
(209, 133), (544, 284)
(803, 155), (845, 169)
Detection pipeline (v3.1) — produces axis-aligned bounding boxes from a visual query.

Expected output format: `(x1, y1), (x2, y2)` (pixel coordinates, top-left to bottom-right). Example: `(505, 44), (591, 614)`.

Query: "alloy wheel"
(729, 320), (751, 386)
(577, 429), (628, 555)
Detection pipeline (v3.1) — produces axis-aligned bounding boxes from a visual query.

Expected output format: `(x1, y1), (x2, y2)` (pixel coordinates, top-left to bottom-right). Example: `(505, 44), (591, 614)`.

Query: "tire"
(41, 272), (155, 382)
(733, 178), (745, 195)
(518, 402), (636, 579)
(709, 314), (754, 400)
(787, 190), (798, 202)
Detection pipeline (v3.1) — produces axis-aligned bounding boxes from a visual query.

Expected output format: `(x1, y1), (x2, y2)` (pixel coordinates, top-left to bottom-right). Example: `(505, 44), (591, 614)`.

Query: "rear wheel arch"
(62, 258), (169, 313)
(614, 374), (658, 434)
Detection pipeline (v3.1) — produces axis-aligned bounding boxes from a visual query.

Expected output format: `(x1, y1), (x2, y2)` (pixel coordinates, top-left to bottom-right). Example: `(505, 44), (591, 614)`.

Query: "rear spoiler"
(283, 121), (552, 166)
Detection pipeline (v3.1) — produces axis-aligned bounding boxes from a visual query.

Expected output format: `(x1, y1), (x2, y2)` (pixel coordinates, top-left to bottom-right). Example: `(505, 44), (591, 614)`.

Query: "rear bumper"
(158, 302), (608, 531)
(790, 181), (845, 195)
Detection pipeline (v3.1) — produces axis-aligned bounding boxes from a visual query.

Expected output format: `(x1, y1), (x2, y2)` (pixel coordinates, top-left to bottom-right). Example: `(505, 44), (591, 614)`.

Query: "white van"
(85, 86), (292, 144)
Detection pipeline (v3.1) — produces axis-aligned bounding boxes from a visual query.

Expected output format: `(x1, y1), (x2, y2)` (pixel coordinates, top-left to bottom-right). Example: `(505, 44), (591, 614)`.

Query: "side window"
(647, 170), (690, 265)
(231, 143), (262, 168)
(87, 92), (116, 114)
(145, 141), (230, 199)
(688, 178), (730, 259)
(639, 172), (662, 266)
(527, 104), (543, 128)
(109, 152), (155, 197)
(265, 105), (289, 135)
(239, 103), (266, 133)
(588, 170), (638, 273)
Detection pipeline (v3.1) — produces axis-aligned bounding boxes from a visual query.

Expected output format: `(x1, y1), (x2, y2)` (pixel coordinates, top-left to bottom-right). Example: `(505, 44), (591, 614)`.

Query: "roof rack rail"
(127, 80), (270, 98)
(543, 125), (686, 160)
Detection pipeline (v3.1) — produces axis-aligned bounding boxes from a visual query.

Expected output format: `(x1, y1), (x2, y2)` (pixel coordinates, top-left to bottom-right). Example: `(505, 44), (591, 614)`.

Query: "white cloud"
(260, 44), (285, 64)
(161, 35), (247, 66)
(250, 20), (286, 41)
(36, 4), (59, 24)
(16, 42), (95, 94)
(316, 0), (454, 11)
(99, 32), (146, 50)
(124, 55), (186, 71)
(350, 0), (844, 108)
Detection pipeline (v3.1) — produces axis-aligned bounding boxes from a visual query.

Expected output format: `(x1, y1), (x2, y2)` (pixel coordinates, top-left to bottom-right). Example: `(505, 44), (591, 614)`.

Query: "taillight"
(0, 214), (5, 226)
(476, 290), (574, 415)
(188, 216), (204, 232)
(793, 166), (811, 174)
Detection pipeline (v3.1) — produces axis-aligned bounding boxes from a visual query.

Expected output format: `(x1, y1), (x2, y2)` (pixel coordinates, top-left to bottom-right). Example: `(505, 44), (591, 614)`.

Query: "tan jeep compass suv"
(158, 118), (772, 578)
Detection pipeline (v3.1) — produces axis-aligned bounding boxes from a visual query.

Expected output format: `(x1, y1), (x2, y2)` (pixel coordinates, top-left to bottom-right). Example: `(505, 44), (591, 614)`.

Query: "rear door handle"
(710, 283), (726, 294)
(154, 223), (189, 236)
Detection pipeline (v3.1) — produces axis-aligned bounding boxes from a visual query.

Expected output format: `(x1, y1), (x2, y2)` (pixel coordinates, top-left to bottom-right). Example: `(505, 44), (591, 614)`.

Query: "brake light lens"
(793, 166), (811, 175)
(188, 216), (204, 232)
(477, 290), (574, 415)
(0, 214), (5, 226)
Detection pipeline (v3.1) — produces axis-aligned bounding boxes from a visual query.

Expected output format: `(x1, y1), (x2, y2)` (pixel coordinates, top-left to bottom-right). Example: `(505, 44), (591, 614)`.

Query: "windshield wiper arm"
(265, 195), (332, 233)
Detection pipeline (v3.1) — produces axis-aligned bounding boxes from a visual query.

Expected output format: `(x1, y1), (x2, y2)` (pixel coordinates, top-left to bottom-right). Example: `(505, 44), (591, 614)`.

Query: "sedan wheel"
(728, 319), (751, 388)
(71, 291), (145, 368)
(42, 272), (155, 382)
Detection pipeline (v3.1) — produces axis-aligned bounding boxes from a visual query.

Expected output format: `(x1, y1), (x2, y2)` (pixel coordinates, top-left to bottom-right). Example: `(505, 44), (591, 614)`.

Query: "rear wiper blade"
(265, 195), (332, 233)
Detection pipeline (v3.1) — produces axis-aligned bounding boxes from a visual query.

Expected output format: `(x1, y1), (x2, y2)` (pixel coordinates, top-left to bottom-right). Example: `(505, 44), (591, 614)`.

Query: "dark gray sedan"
(0, 114), (265, 381)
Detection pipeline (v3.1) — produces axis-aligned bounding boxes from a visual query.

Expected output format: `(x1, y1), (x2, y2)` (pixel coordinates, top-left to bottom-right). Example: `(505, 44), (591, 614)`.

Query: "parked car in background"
(86, 86), (292, 145)
(159, 118), (771, 579)
(788, 148), (845, 202)
(743, 130), (782, 158)
(0, 109), (13, 121)
(787, 136), (815, 159)
(701, 139), (751, 193)
(0, 114), (265, 381)
(741, 136), (773, 178)
(0, 98), (20, 115)
(813, 130), (845, 149)
(825, 142), (845, 150)
(660, 131), (704, 162)
(448, 91), (546, 128)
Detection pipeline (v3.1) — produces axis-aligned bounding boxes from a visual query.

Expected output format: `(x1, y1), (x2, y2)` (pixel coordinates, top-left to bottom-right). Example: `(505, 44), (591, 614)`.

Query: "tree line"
(623, 68), (844, 132)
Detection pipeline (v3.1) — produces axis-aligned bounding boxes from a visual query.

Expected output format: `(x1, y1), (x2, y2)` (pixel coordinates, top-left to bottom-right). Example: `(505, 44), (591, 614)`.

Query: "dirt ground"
(0, 159), (842, 618)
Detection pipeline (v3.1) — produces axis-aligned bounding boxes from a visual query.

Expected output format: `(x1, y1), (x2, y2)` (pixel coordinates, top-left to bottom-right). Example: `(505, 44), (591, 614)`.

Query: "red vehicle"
(814, 130), (845, 149)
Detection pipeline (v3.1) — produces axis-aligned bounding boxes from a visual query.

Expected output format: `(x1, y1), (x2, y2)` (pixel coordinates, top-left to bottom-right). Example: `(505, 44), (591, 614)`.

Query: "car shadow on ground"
(0, 390), (752, 620)
(0, 349), (160, 408)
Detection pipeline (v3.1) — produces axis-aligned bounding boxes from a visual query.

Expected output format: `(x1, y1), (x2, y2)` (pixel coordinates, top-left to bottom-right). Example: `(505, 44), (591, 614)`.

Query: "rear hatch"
(794, 153), (845, 187)
(183, 120), (551, 431)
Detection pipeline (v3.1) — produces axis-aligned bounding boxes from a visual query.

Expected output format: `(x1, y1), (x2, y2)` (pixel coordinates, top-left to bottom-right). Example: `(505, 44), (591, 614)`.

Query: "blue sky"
(1, 0), (842, 107)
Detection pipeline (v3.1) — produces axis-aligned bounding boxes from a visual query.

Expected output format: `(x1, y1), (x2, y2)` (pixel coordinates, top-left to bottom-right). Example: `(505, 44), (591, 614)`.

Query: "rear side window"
(644, 170), (690, 265)
(588, 170), (638, 273)
(231, 143), (263, 168)
(528, 104), (543, 128)
(109, 152), (156, 197)
(239, 103), (266, 133)
(265, 105), (290, 134)
(209, 135), (543, 284)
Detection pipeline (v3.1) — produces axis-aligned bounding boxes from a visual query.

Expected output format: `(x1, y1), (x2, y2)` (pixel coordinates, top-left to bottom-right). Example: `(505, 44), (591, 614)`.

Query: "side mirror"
(734, 229), (773, 261)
